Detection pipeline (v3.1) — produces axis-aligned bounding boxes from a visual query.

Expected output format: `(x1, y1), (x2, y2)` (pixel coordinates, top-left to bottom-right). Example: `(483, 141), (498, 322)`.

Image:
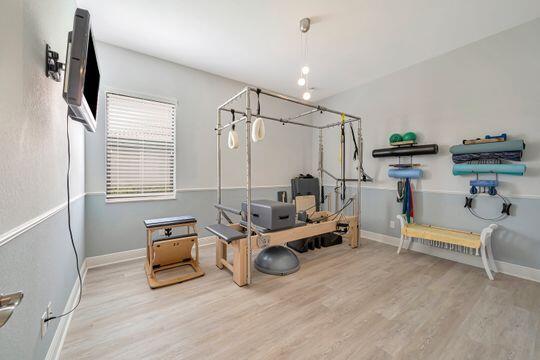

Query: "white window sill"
(105, 194), (177, 204)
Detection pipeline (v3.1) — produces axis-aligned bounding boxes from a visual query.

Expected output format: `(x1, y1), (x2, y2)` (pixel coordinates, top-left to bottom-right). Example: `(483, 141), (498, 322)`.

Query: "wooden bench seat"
(396, 215), (498, 280)
(402, 223), (481, 249)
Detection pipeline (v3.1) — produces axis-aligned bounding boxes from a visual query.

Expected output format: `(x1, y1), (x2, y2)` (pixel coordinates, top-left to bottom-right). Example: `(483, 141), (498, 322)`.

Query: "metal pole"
(322, 169), (357, 182)
(219, 87), (247, 110)
(356, 119), (362, 241)
(247, 87), (361, 120)
(334, 179), (339, 213)
(341, 121), (346, 205)
(286, 108), (319, 121)
(217, 109), (222, 224)
(220, 107), (320, 129)
(245, 90), (252, 286)
(321, 117), (361, 129)
(216, 116), (247, 132)
(318, 129), (323, 211)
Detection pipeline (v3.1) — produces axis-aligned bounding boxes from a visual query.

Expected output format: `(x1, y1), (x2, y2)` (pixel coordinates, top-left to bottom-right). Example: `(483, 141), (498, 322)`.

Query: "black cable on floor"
(45, 113), (83, 323)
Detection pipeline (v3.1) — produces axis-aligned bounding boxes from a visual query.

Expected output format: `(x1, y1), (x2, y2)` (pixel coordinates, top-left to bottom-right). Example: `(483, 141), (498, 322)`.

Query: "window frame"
(104, 89), (177, 204)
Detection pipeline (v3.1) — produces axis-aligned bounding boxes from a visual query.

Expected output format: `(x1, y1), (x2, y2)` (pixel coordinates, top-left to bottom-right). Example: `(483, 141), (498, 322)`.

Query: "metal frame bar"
(246, 87), (361, 121)
(245, 93), (253, 285)
(218, 87), (361, 129)
(216, 86), (364, 286)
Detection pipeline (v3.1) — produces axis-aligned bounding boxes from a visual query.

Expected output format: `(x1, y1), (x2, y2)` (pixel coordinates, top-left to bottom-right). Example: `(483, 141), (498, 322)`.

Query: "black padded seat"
(153, 233), (198, 243)
(144, 216), (197, 228)
(206, 224), (245, 244)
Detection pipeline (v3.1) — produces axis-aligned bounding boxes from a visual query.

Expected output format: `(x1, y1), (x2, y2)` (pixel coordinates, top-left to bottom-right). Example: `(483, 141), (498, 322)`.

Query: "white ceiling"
(78, 0), (540, 100)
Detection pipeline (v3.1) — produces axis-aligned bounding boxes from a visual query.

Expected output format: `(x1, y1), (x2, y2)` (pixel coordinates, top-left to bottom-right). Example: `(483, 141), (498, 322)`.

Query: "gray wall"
(0, 1), (86, 359)
(86, 187), (288, 257)
(327, 186), (540, 269)
(317, 19), (540, 270)
(0, 199), (85, 360)
(85, 42), (314, 257)
(87, 42), (313, 192)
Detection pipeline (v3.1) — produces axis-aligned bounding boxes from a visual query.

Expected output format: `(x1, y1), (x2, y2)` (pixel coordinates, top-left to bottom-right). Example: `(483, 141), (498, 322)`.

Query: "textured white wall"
(313, 19), (540, 197)
(86, 42), (314, 193)
(0, 0), (85, 235)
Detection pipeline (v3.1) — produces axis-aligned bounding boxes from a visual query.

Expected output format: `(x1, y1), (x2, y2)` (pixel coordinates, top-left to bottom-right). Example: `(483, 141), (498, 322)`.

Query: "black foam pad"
(205, 224), (245, 243)
(144, 216), (197, 228)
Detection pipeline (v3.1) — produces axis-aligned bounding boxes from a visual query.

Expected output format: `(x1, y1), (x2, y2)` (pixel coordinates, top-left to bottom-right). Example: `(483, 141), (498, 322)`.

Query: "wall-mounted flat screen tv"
(63, 8), (100, 132)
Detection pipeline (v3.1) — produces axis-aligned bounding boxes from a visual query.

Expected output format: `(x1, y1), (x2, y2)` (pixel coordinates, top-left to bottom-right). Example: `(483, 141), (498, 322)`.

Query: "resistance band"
(340, 114), (346, 201)
(252, 89), (265, 142)
(349, 123), (358, 161)
(228, 109), (239, 149)
(401, 178), (414, 223)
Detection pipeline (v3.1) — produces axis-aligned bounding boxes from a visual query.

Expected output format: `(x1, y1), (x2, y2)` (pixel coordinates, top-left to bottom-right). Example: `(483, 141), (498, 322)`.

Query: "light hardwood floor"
(61, 240), (540, 360)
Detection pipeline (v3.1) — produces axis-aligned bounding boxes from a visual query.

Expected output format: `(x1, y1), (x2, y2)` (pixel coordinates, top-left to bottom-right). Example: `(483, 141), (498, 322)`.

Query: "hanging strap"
(349, 123), (359, 161)
(256, 88), (261, 116)
(230, 109), (236, 130)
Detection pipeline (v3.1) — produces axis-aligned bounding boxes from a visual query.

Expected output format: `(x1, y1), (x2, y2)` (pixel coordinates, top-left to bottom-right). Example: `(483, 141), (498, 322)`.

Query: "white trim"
(45, 260), (88, 360)
(86, 248), (146, 269)
(85, 235), (216, 269)
(323, 183), (540, 200)
(85, 185), (290, 197)
(361, 230), (540, 283)
(105, 194), (177, 204)
(0, 193), (86, 247)
(177, 185), (289, 192)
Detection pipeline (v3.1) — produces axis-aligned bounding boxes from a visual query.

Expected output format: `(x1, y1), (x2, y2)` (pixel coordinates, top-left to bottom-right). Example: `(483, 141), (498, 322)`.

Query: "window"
(106, 92), (176, 202)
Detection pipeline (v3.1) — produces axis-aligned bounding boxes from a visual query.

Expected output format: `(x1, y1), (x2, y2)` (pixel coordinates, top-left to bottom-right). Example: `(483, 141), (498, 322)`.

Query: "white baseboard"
(45, 260), (88, 360)
(85, 236), (216, 269)
(86, 247), (147, 269)
(361, 230), (540, 283)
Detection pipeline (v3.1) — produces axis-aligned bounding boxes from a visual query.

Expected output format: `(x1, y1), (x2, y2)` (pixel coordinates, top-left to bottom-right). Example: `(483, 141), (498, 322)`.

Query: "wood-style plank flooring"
(61, 240), (540, 360)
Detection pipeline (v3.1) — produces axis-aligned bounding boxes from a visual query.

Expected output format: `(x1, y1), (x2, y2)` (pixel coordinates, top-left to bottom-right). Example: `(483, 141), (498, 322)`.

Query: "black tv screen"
(63, 8), (100, 132)
(83, 30), (99, 119)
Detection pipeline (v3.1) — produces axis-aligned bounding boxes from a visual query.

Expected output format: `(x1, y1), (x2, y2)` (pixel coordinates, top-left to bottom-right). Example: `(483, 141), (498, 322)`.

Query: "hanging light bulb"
(297, 77), (306, 86)
(302, 91), (311, 101)
(301, 65), (310, 75)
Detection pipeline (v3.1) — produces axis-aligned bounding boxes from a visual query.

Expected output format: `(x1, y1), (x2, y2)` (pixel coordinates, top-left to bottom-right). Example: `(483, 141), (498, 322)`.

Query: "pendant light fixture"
(298, 17), (312, 101)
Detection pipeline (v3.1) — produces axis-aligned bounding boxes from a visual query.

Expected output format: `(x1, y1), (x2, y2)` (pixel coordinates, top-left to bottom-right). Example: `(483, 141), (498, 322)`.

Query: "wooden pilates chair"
(144, 216), (204, 289)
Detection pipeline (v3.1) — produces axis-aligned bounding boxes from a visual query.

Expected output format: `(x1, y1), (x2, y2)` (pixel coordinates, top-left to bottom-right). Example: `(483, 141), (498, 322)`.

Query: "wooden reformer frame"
(216, 213), (358, 287)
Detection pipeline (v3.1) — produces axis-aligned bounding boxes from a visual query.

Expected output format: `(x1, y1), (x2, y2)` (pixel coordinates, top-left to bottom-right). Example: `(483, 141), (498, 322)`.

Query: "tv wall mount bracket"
(45, 44), (65, 82)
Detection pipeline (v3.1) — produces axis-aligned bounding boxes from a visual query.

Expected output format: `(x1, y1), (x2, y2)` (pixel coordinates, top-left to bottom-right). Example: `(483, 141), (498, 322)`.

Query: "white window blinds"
(106, 93), (176, 201)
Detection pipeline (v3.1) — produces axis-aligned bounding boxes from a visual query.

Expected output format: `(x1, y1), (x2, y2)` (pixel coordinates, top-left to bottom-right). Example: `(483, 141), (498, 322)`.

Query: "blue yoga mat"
(450, 140), (525, 155)
(453, 164), (526, 176)
(388, 168), (423, 179)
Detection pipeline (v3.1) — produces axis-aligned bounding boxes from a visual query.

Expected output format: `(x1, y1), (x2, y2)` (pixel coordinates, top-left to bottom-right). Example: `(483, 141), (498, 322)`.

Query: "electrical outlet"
(41, 312), (47, 338)
(47, 302), (53, 319)
(40, 302), (53, 339)
(389, 220), (395, 229)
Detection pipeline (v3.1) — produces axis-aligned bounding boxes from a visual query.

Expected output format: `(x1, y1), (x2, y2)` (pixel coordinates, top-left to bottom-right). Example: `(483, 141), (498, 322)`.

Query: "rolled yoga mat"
(449, 139), (525, 155)
(452, 151), (522, 163)
(372, 144), (438, 158)
(452, 163), (526, 176)
(388, 168), (423, 179)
